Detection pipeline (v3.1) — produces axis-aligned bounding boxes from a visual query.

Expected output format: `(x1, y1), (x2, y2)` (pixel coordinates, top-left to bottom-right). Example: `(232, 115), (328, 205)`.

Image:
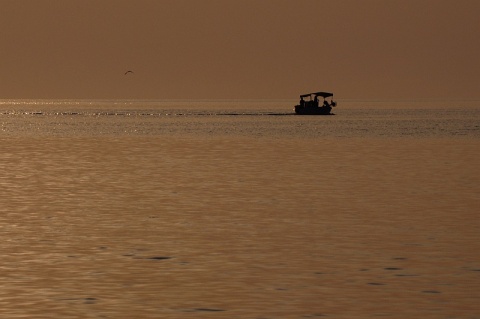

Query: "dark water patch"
(147, 256), (172, 260)
(395, 274), (419, 277)
(359, 268), (369, 271)
(384, 267), (403, 270)
(60, 297), (97, 304)
(193, 308), (226, 312)
(393, 257), (407, 260)
(422, 290), (441, 294)
(84, 297), (97, 304)
(368, 282), (386, 286)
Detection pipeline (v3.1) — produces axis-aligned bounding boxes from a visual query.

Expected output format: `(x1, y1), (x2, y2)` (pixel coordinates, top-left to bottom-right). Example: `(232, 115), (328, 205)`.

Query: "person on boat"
(300, 97), (305, 107)
(323, 100), (330, 107)
(314, 96), (319, 107)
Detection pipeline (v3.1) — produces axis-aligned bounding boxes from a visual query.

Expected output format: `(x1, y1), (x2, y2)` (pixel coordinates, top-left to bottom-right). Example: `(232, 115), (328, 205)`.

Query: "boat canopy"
(313, 92), (333, 98)
(300, 92), (333, 99)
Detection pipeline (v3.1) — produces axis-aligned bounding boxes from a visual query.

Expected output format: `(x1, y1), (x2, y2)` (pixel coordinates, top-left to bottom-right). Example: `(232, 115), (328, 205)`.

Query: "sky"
(1, 0), (479, 100)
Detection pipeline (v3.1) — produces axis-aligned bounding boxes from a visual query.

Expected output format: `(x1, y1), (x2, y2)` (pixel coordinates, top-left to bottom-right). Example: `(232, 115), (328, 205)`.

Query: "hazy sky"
(1, 0), (479, 99)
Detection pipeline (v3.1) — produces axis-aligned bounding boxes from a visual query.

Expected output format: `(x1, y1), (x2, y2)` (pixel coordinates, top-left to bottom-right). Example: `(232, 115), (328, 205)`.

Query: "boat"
(294, 92), (337, 115)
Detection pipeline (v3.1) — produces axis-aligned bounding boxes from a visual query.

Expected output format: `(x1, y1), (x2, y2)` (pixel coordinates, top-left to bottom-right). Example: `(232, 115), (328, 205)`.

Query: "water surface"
(0, 100), (478, 318)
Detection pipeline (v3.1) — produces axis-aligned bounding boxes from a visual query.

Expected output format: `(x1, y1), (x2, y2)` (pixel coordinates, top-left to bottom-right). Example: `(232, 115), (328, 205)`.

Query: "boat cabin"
(295, 91), (337, 115)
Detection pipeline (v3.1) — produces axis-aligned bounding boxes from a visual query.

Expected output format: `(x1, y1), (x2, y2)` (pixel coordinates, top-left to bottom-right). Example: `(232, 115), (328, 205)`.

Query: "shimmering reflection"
(0, 100), (479, 318)
(0, 99), (479, 138)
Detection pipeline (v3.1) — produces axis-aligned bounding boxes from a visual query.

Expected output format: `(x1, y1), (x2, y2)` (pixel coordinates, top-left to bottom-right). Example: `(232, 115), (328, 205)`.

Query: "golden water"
(0, 100), (478, 318)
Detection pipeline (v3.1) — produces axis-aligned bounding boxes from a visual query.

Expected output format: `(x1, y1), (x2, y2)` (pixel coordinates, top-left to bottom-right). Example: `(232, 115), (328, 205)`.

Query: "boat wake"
(1, 111), (295, 117)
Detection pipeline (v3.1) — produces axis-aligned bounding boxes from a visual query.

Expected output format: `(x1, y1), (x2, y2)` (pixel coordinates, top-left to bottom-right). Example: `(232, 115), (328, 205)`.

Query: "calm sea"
(0, 100), (478, 318)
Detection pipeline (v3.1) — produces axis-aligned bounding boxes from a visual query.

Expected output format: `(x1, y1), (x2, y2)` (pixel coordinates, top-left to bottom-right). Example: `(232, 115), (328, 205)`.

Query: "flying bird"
(124, 70), (134, 75)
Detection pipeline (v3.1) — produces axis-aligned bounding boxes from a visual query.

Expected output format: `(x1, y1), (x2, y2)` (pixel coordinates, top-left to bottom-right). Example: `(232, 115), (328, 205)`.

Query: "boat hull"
(294, 105), (333, 115)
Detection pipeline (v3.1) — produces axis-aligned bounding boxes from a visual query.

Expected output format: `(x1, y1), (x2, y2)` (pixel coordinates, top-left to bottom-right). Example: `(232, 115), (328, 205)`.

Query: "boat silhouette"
(294, 92), (337, 115)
